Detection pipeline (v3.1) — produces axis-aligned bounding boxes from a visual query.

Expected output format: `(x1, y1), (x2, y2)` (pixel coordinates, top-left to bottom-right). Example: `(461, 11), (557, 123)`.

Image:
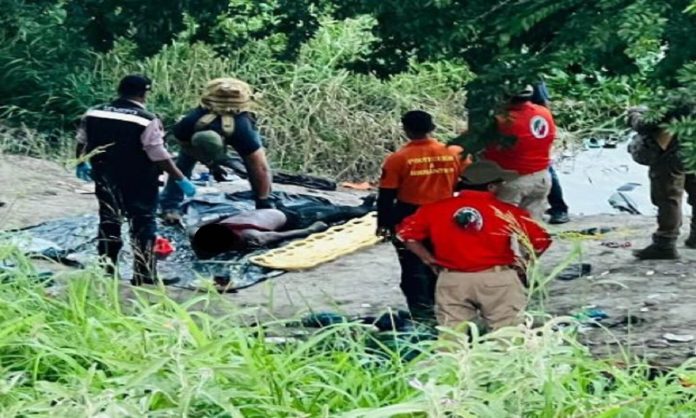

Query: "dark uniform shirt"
(172, 107), (263, 157)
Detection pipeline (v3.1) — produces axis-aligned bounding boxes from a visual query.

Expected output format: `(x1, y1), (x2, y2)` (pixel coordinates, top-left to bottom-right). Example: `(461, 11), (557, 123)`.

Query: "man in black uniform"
(160, 78), (273, 222)
(75, 74), (197, 285)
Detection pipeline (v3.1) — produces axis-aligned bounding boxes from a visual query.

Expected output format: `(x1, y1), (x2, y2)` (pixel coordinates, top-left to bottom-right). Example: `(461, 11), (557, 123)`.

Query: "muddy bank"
(2, 153), (695, 366)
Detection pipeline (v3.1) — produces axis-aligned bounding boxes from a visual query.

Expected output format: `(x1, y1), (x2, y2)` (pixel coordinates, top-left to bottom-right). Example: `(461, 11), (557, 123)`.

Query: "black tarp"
(4, 190), (355, 291)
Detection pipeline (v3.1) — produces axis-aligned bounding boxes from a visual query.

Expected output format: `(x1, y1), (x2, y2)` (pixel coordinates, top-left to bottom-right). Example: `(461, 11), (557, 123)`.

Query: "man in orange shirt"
(483, 86), (557, 220)
(397, 161), (552, 331)
(377, 110), (462, 324)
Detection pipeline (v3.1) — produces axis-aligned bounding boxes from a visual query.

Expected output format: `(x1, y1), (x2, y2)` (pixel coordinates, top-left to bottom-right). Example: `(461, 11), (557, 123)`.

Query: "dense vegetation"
(0, 0), (695, 176)
(0, 248), (694, 416)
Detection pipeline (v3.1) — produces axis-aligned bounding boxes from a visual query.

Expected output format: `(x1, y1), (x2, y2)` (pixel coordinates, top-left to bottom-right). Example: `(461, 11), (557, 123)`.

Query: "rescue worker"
(75, 74), (196, 285)
(397, 161), (552, 330)
(483, 85), (557, 220)
(628, 106), (696, 259)
(160, 78), (272, 222)
(376, 110), (463, 324)
(531, 81), (570, 224)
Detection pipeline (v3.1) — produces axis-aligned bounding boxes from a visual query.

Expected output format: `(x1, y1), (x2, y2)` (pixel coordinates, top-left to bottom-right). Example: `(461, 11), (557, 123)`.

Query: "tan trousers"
(496, 169), (551, 220)
(435, 269), (527, 331)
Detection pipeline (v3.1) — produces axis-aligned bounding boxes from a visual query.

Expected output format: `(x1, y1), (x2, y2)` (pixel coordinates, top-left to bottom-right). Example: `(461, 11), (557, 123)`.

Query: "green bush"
(56, 16), (471, 180)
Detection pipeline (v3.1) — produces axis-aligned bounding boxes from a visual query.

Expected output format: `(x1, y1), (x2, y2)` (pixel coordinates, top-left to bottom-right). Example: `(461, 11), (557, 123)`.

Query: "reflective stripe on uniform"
(85, 109), (151, 127)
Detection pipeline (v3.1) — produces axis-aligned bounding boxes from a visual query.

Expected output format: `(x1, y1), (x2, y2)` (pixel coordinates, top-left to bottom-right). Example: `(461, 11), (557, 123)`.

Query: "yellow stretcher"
(249, 212), (380, 270)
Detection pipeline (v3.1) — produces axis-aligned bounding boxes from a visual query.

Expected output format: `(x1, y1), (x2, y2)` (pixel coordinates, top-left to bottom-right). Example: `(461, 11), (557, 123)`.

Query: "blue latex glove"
(76, 162), (92, 182)
(176, 178), (197, 197)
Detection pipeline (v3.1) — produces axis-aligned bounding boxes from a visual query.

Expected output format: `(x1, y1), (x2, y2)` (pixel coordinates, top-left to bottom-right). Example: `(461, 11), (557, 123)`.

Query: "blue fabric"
(531, 81), (551, 106)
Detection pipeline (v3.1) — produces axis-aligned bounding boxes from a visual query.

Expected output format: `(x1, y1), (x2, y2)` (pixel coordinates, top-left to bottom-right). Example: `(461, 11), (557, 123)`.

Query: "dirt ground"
(1, 154), (695, 367)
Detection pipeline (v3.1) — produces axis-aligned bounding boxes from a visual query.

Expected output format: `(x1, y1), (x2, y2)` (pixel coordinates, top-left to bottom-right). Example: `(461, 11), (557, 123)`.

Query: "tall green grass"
(0, 246), (695, 417)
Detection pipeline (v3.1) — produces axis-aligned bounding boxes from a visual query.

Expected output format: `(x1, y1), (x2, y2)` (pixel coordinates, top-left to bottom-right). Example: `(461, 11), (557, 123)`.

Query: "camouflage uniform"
(629, 108), (696, 259)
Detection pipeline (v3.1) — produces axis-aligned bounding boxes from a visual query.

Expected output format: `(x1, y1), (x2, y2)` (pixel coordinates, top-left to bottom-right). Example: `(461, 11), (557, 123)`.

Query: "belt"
(443, 265), (511, 273)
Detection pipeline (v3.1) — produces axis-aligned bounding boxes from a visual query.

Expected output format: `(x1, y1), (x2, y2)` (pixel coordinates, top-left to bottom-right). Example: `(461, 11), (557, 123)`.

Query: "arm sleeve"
(517, 211), (552, 255)
(379, 154), (402, 189)
(141, 118), (172, 162)
(172, 108), (201, 143)
(396, 206), (431, 242)
(228, 113), (262, 157)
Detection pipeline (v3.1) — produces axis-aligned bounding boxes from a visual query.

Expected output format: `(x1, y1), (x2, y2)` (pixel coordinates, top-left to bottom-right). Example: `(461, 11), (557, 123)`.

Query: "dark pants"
(649, 161), (696, 242)
(95, 175), (158, 283)
(393, 240), (438, 325)
(547, 166), (568, 215)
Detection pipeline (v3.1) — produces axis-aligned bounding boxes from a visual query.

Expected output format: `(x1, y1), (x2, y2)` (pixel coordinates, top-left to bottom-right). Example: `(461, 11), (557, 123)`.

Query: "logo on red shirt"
(530, 116), (550, 139)
(453, 207), (483, 231)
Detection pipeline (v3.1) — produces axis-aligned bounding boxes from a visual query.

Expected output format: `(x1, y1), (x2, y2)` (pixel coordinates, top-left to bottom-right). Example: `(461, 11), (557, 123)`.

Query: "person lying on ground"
(192, 195), (376, 258)
(396, 160), (552, 332)
(75, 74), (196, 286)
(376, 110), (466, 326)
(160, 78), (272, 223)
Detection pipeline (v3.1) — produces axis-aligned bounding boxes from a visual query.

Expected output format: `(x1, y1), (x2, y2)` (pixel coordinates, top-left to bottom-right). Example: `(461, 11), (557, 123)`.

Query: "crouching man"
(396, 161), (552, 331)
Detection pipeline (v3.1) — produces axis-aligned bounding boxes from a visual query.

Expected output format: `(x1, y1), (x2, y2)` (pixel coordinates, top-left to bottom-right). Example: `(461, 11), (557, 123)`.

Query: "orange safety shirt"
(379, 138), (462, 205)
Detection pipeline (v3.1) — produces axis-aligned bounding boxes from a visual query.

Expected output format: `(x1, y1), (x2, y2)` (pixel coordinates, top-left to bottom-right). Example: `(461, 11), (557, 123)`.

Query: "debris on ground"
(557, 263), (592, 281)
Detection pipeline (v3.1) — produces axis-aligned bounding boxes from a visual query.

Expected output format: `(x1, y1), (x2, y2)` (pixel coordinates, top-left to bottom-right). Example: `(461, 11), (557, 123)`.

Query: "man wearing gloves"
(76, 74), (196, 285)
(160, 78), (273, 223)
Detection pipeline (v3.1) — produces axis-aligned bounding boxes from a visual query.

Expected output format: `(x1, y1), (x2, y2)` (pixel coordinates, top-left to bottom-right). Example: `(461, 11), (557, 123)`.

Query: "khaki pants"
(650, 161), (696, 241)
(435, 268), (527, 331)
(496, 169), (551, 220)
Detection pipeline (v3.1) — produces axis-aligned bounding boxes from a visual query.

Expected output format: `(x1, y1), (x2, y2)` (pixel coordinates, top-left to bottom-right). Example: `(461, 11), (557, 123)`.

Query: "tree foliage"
(0, 0), (695, 172)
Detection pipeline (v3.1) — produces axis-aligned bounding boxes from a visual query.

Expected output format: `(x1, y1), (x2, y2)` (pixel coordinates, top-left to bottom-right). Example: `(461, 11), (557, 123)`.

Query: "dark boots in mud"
(633, 236), (679, 260)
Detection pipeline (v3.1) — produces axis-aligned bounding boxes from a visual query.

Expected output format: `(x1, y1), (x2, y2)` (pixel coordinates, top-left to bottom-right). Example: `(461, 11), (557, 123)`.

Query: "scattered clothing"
(556, 263), (592, 281)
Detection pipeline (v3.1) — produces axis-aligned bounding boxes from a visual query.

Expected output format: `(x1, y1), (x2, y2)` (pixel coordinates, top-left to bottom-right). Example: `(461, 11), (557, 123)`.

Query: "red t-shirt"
(397, 191), (552, 272)
(380, 138), (462, 206)
(483, 102), (557, 174)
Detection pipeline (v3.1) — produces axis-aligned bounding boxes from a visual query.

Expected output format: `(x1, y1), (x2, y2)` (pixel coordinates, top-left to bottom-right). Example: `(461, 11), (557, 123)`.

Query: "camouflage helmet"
(200, 78), (256, 115)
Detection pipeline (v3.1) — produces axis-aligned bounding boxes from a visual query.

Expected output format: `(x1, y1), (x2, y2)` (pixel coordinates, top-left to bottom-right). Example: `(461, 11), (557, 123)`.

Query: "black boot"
(633, 237), (679, 260)
(97, 238), (122, 278)
(685, 230), (696, 249)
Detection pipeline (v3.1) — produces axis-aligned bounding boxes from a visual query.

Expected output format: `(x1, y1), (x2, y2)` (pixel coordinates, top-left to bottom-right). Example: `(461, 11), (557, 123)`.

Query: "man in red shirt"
(377, 110), (463, 324)
(483, 85), (557, 220)
(397, 160), (552, 331)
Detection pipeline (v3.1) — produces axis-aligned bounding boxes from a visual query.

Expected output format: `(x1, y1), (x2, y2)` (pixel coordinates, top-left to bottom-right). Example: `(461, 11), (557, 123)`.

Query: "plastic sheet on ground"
(2, 190), (357, 291)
